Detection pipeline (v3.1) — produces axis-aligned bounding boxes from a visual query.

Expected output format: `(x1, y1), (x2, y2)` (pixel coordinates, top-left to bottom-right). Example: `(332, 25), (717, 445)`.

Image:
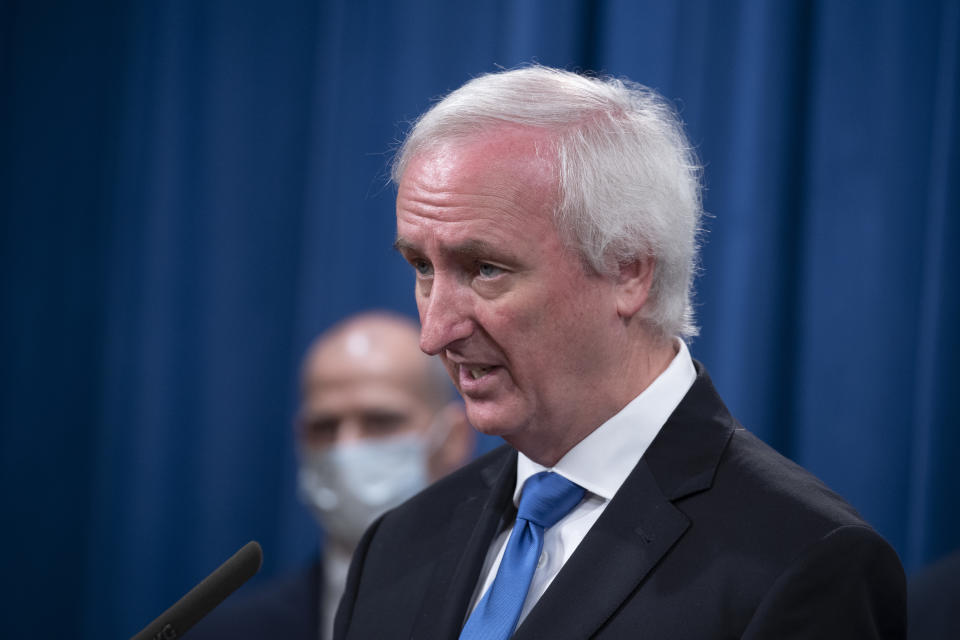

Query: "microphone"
(130, 540), (263, 640)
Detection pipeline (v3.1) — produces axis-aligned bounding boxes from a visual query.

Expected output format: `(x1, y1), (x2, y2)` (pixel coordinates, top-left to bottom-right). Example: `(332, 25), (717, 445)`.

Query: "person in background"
(192, 312), (472, 639)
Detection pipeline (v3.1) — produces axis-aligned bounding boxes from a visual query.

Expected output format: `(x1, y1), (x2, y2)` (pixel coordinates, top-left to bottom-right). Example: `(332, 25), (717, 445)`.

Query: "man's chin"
(464, 403), (526, 439)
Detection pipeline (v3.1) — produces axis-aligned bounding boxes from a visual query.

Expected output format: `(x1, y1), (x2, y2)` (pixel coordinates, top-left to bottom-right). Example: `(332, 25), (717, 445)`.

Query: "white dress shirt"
(464, 339), (697, 627)
(322, 546), (351, 640)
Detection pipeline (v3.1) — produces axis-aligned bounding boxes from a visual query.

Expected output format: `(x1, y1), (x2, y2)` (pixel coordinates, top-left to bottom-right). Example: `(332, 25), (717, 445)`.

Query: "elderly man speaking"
(334, 66), (905, 639)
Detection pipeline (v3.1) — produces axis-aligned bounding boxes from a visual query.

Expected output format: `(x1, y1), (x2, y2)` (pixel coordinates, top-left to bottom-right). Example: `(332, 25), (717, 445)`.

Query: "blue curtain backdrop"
(1, 1), (957, 637)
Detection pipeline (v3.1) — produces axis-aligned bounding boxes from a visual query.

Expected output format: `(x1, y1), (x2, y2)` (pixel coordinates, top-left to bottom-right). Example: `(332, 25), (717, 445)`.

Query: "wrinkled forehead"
(395, 128), (589, 273)
(400, 126), (560, 200)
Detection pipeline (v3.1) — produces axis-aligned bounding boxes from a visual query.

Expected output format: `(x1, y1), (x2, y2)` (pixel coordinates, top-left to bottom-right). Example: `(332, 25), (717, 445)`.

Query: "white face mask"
(297, 433), (431, 547)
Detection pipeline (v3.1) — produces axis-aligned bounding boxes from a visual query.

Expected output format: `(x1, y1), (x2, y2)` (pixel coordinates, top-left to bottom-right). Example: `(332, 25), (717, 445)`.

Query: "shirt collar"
(515, 338), (697, 504)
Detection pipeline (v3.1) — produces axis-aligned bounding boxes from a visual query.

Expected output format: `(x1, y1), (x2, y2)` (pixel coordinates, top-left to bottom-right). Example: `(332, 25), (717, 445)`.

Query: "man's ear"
(427, 402), (473, 481)
(615, 256), (655, 319)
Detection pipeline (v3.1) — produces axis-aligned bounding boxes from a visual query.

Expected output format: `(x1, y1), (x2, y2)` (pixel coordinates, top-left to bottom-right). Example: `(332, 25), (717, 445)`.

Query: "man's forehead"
(303, 359), (437, 410)
(402, 126), (558, 190)
(396, 134), (559, 247)
(305, 372), (427, 402)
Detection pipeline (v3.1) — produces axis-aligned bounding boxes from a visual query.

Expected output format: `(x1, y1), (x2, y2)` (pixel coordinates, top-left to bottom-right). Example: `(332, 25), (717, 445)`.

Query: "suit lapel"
(411, 447), (517, 640)
(514, 459), (689, 640)
(514, 364), (736, 639)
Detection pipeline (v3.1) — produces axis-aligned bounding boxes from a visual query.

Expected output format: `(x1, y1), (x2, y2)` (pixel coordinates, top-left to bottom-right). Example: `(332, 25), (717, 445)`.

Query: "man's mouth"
(455, 362), (501, 390)
(467, 366), (494, 380)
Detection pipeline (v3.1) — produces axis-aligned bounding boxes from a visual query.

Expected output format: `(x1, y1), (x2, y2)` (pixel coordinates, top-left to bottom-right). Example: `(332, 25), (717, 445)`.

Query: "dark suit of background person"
(908, 549), (960, 639)
(190, 313), (471, 639)
(333, 66), (906, 639)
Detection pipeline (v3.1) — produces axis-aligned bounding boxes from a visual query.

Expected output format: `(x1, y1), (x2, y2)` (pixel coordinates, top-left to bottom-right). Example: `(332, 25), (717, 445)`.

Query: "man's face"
(395, 129), (626, 461)
(298, 335), (436, 451)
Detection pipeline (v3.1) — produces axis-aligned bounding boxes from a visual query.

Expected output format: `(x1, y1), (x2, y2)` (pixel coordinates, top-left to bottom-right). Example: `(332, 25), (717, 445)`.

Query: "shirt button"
(538, 551), (548, 568)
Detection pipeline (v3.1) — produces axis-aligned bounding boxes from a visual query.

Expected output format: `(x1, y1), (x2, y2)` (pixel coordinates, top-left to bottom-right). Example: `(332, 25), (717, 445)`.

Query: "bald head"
(298, 312), (454, 450)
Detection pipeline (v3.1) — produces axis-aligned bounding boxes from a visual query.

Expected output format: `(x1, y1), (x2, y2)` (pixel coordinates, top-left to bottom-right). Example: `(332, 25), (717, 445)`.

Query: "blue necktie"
(460, 471), (585, 640)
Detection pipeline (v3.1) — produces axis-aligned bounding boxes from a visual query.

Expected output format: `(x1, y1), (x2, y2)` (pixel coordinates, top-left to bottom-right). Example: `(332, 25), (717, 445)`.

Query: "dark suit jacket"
(189, 557), (321, 639)
(335, 365), (906, 639)
(908, 549), (960, 639)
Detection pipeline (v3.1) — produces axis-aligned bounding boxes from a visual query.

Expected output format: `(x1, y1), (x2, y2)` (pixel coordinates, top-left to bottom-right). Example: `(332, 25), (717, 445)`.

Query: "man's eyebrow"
(393, 238), (417, 253)
(447, 239), (508, 260)
(393, 238), (508, 261)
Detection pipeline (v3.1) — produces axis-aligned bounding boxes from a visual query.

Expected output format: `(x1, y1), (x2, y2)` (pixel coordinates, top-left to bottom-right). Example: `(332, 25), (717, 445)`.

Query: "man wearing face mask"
(191, 312), (473, 640)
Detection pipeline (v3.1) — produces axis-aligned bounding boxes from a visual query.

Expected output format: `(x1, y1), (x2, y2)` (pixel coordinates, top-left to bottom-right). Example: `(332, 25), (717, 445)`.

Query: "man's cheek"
(441, 358), (458, 385)
(490, 300), (540, 337)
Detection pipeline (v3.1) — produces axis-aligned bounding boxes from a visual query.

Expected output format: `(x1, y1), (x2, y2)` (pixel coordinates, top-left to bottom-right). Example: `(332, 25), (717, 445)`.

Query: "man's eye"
(477, 263), (504, 278)
(362, 412), (407, 434)
(413, 259), (432, 276)
(303, 417), (337, 442)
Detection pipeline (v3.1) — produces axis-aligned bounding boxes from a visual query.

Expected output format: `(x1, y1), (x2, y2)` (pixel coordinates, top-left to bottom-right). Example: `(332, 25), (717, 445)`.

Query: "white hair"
(392, 65), (703, 338)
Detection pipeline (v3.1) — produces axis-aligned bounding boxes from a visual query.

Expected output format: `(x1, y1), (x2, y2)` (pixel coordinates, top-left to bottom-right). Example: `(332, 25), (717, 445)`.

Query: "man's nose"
(418, 276), (473, 355)
(333, 421), (364, 446)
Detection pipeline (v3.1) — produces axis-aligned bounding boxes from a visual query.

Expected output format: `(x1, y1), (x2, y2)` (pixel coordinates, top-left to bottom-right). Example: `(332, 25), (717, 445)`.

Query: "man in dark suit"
(334, 66), (906, 639)
(190, 313), (472, 639)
